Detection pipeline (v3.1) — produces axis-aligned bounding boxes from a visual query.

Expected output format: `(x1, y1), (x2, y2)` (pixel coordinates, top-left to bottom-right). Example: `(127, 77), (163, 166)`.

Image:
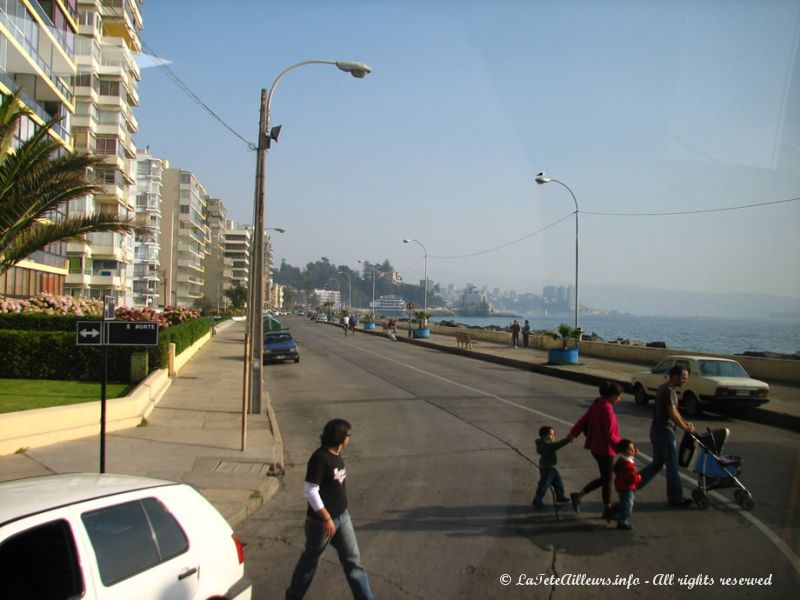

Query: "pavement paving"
(1, 318), (797, 530)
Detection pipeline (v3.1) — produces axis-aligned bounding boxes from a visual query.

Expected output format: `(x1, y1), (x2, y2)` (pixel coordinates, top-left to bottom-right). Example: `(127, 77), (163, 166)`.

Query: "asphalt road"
(238, 316), (800, 600)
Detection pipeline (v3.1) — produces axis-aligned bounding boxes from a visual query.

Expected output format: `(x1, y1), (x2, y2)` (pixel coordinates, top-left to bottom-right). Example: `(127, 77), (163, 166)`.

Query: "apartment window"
(180, 174), (191, 184)
(98, 80), (120, 97)
(68, 257), (82, 274)
(96, 137), (117, 155)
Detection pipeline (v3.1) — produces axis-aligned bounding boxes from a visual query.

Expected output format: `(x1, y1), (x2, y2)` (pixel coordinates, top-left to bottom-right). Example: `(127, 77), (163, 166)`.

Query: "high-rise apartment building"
(0, 0), (79, 297)
(203, 197), (233, 312)
(224, 222), (250, 292)
(65, 0), (143, 305)
(133, 149), (164, 306)
(160, 168), (210, 307)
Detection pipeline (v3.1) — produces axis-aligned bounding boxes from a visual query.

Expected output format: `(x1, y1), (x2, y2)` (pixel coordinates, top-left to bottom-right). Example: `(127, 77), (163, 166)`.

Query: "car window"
(266, 333), (292, 343)
(82, 497), (188, 586)
(652, 359), (673, 374)
(700, 360), (748, 378)
(0, 519), (84, 599)
(675, 359), (692, 374)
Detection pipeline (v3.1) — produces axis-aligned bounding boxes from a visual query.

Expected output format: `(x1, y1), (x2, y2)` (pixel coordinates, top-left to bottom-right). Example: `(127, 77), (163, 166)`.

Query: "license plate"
(735, 389), (751, 397)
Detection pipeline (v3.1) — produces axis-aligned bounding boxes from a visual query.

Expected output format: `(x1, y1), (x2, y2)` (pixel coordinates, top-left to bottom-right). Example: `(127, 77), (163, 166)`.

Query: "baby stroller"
(678, 428), (753, 511)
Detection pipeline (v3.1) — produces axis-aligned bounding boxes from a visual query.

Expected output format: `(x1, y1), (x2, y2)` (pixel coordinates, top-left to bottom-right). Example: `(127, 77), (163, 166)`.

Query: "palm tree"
(0, 91), (135, 275)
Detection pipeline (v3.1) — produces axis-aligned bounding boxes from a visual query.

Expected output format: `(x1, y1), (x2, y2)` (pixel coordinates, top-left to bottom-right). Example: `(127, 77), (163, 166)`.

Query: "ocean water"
(432, 314), (800, 356)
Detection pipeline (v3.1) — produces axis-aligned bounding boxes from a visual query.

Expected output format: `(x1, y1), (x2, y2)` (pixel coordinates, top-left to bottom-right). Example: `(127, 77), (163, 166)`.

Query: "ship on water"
(371, 294), (408, 318)
(455, 284), (493, 317)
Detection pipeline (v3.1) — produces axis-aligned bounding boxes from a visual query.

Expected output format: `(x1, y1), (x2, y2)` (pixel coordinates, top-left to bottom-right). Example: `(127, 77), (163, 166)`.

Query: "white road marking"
(347, 339), (800, 574)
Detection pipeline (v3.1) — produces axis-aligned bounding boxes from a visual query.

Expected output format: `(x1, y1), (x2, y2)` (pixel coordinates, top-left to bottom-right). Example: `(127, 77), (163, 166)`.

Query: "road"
(238, 316), (800, 599)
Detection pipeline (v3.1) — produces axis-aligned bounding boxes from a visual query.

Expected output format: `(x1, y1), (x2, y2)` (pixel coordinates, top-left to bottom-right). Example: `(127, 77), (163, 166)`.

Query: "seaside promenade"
(0, 318), (797, 532)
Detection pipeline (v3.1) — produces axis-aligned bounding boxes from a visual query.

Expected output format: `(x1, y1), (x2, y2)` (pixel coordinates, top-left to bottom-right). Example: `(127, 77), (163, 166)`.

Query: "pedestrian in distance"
(567, 381), (624, 521)
(637, 365), (696, 507)
(510, 319), (521, 348)
(522, 319), (531, 348)
(531, 425), (573, 508)
(285, 419), (374, 600)
(613, 438), (642, 530)
(349, 314), (357, 334)
(341, 315), (349, 337)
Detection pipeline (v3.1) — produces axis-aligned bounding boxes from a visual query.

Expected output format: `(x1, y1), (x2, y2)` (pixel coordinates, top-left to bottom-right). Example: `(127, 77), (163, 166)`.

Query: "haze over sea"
(433, 314), (800, 356)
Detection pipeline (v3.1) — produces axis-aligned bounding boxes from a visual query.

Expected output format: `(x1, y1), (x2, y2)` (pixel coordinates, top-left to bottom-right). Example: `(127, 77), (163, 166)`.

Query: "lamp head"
(402, 238), (411, 243)
(336, 61), (373, 79)
(535, 172), (551, 185)
(272, 227), (287, 233)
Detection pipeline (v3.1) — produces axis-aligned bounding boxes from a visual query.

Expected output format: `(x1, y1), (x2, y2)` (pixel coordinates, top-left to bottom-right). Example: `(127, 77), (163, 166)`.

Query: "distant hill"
(581, 284), (800, 318)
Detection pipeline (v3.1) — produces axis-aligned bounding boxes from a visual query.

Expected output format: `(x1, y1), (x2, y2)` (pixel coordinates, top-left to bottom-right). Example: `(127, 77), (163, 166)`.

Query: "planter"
(362, 322), (376, 330)
(547, 347), (579, 365)
(412, 327), (430, 339)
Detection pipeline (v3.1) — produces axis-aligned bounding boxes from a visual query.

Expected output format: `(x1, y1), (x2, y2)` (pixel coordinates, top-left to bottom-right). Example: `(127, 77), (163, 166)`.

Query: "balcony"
(89, 274), (122, 288)
(65, 273), (91, 287)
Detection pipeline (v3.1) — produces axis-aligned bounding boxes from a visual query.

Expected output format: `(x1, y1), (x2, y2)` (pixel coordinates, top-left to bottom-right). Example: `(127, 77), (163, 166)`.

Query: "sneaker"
(617, 523), (633, 530)
(555, 496), (571, 503)
(570, 492), (581, 513)
(670, 498), (693, 508)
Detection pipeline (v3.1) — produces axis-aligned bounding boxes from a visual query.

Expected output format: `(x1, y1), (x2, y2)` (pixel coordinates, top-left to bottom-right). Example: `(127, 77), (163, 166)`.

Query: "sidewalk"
(0, 320), (280, 527)
(363, 324), (800, 432)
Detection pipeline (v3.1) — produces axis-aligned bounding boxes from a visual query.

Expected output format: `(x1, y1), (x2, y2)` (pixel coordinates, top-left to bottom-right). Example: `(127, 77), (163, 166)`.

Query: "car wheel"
(682, 392), (702, 417)
(294, 357), (300, 363)
(633, 384), (649, 406)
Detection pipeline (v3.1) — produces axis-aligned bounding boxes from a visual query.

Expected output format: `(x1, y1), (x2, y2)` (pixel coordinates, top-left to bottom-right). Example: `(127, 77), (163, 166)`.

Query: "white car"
(0, 473), (251, 600)
(631, 355), (769, 416)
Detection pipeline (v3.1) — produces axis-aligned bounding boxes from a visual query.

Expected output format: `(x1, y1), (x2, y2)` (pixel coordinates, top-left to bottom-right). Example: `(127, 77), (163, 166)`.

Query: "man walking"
(511, 320), (521, 348)
(285, 419), (373, 600)
(637, 365), (695, 506)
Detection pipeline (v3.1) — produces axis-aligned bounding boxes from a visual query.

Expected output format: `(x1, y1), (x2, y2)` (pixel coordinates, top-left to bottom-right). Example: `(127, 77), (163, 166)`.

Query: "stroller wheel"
(739, 494), (754, 511)
(692, 489), (710, 510)
(734, 489), (744, 503)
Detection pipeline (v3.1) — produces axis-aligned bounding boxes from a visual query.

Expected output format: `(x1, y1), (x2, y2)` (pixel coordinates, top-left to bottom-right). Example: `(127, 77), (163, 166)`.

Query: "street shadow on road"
(360, 504), (649, 555)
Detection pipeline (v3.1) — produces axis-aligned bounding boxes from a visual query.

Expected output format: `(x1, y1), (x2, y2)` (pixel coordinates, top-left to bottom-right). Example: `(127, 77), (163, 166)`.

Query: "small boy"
(613, 439), (642, 530)
(532, 426), (572, 507)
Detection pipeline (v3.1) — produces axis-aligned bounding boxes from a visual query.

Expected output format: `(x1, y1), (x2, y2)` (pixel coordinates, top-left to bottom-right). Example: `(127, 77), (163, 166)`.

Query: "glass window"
(652, 359), (674, 374)
(0, 520), (84, 599)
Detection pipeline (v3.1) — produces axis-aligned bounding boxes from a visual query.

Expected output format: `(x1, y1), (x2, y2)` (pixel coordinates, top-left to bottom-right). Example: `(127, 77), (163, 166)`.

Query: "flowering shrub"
(0, 295), (200, 328)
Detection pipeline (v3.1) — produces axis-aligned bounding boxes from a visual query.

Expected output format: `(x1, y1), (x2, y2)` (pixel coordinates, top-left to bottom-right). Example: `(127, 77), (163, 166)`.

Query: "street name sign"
(76, 321), (103, 345)
(105, 321), (159, 346)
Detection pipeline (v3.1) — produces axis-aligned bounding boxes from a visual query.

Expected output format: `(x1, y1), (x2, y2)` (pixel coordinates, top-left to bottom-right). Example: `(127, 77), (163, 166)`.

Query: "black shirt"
(306, 447), (348, 519)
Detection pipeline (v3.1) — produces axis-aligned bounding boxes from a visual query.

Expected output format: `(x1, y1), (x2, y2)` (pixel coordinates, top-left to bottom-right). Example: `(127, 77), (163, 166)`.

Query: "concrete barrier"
(0, 327), (213, 456)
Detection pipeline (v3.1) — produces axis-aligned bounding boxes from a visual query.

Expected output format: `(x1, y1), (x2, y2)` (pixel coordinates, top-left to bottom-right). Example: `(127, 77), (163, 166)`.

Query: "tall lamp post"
(402, 238), (428, 314)
(534, 171), (580, 331)
(358, 260), (376, 315)
(246, 60), (372, 415)
(264, 227), (286, 312)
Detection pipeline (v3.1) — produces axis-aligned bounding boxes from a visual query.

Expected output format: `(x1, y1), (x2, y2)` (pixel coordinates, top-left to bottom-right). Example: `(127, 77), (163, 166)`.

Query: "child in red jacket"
(613, 439), (642, 530)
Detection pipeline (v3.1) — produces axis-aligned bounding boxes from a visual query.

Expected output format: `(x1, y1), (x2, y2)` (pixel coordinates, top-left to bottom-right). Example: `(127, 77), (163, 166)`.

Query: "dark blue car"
(263, 330), (300, 363)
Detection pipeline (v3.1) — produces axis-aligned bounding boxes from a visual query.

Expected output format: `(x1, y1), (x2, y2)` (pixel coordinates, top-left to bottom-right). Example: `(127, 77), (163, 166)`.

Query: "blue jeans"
(617, 489), (635, 526)
(532, 466), (566, 504)
(638, 429), (684, 504)
(285, 511), (373, 600)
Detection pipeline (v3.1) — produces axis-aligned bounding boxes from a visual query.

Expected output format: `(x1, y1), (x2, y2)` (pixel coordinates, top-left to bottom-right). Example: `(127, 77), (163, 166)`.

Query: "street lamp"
(246, 60), (372, 415)
(402, 238), (428, 314)
(264, 227), (286, 312)
(338, 269), (352, 311)
(534, 171), (580, 331)
(357, 260), (376, 315)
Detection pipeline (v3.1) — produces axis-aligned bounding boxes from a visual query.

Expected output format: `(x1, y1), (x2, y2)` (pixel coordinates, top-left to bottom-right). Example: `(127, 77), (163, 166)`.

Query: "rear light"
(758, 389), (769, 398)
(715, 387), (730, 397)
(232, 534), (245, 564)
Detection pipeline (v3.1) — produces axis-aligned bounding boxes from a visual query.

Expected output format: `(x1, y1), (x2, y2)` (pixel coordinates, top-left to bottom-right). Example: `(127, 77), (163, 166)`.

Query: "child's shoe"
(617, 522), (633, 530)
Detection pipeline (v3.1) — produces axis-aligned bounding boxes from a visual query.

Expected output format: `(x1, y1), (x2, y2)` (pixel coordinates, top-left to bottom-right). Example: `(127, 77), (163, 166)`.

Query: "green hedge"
(0, 317), (213, 380)
(0, 313), (92, 331)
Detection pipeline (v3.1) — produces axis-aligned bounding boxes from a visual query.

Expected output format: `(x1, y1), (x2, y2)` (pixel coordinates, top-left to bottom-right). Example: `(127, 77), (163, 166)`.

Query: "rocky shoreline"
(434, 319), (800, 361)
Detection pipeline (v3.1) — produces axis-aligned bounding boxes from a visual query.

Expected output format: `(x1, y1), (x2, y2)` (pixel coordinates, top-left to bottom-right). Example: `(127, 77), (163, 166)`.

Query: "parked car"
(0, 473), (251, 600)
(263, 330), (300, 363)
(631, 355), (769, 416)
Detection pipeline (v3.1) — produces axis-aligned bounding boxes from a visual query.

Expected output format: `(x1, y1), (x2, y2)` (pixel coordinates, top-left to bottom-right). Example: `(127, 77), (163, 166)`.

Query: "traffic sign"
(406, 302), (414, 310)
(105, 321), (159, 346)
(76, 321), (103, 345)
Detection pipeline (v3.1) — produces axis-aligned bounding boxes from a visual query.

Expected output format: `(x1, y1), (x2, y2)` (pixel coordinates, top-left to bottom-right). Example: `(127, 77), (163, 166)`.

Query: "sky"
(134, 0), (800, 310)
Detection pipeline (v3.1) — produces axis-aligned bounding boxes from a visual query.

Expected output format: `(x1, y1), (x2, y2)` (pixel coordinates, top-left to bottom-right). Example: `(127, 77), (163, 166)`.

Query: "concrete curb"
(354, 325), (800, 433)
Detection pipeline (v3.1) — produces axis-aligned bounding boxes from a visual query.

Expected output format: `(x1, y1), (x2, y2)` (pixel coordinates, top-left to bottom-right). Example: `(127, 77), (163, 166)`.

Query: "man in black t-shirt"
(285, 419), (373, 600)
(638, 365), (695, 506)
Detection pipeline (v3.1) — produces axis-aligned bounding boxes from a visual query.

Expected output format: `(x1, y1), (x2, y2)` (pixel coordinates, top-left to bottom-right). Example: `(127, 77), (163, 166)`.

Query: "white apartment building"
(160, 168), (210, 307)
(224, 222), (250, 291)
(133, 149), (164, 306)
(203, 198), (233, 312)
(65, 0), (143, 305)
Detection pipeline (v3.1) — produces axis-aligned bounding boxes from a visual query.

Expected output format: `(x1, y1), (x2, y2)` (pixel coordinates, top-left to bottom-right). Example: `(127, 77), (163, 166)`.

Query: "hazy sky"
(135, 0), (800, 304)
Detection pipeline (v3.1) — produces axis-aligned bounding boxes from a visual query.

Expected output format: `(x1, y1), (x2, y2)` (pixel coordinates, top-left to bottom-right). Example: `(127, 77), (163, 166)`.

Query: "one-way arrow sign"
(76, 321), (103, 345)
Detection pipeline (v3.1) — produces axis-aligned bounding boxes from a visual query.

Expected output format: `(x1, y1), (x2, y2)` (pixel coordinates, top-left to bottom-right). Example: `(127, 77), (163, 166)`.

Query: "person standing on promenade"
(637, 365), (695, 507)
(511, 320), (521, 348)
(567, 381), (623, 521)
(522, 319), (531, 348)
(285, 419), (374, 600)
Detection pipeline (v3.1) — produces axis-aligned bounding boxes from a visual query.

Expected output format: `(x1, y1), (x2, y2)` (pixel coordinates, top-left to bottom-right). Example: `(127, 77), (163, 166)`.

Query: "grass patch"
(0, 379), (134, 413)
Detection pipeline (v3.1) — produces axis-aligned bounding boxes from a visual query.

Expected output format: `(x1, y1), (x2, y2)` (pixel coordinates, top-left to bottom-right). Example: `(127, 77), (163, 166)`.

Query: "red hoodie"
(569, 397), (622, 456)
(614, 456), (642, 491)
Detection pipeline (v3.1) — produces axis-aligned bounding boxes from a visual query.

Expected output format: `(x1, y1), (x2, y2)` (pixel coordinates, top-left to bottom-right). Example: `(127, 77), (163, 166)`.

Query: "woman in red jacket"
(567, 381), (623, 520)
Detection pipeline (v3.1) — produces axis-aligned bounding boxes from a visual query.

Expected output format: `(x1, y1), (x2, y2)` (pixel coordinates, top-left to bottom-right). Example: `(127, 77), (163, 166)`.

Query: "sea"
(432, 314), (800, 356)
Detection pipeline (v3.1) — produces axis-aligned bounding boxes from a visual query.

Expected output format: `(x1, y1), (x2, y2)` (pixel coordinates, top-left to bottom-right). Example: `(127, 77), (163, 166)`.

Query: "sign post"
(76, 305), (159, 474)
